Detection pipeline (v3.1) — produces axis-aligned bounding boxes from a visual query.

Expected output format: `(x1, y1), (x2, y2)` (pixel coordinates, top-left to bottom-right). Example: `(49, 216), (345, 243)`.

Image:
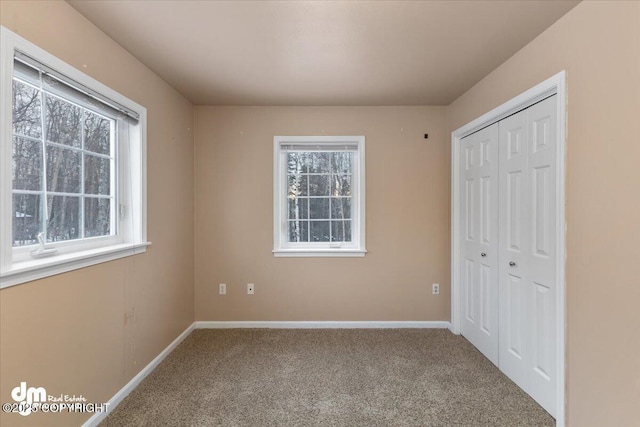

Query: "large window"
(273, 136), (366, 257)
(1, 26), (148, 288)
(12, 60), (116, 247)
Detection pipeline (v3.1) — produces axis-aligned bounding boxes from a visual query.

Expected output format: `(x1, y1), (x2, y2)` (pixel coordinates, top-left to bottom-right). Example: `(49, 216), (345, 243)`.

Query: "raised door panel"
(532, 281), (553, 382)
(464, 257), (476, 323)
(480, 176), (491, 245)
(532, 166), (551, 258)
(507, 171), (523, 251)
(480, 264), (492, 335)
(506, 273), (524, 359)
(465, 178), (476, 242)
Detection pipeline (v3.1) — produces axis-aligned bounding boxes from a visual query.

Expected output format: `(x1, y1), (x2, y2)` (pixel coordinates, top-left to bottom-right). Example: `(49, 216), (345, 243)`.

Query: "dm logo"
(11, 382), (46, 416)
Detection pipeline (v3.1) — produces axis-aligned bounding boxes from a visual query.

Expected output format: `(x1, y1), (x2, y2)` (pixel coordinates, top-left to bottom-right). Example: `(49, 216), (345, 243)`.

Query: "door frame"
(450, 71), (566, 426)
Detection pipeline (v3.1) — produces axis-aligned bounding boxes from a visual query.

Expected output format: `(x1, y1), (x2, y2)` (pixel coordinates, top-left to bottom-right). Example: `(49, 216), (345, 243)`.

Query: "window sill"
(0, 242), (151, 289)
(273, 249), (367, 258)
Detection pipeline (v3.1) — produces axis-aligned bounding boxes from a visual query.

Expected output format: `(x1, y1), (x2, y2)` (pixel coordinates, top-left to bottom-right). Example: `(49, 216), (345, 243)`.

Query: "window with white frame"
(273, 136), (366, 257)
(0, 26), (148, 288)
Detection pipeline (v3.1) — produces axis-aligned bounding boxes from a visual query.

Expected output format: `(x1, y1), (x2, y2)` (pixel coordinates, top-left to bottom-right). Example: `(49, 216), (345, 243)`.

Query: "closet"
(459, 95), (558, 417)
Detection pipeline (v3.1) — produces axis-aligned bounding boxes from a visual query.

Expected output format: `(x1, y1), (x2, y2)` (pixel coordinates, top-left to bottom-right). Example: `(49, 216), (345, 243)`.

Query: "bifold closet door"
(460, 123), (499, 365)
(498, 95), (558, 417)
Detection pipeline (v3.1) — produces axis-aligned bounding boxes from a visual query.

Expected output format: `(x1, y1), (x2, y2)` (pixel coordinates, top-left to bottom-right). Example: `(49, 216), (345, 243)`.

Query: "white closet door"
(460, 123), (499, 365)
(498, 95), (557, 416)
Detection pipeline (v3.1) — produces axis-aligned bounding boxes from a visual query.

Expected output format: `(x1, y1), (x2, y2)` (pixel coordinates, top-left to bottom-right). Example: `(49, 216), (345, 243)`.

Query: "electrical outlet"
(219, 283), (226, 295)
(432, 283), (440, 295)
(247, 283), (254, 295)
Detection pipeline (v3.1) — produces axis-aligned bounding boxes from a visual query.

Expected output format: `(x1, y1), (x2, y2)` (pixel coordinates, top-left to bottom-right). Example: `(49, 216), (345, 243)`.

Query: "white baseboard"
(194, 320), (451, 329)
(82, 322), (195, 427)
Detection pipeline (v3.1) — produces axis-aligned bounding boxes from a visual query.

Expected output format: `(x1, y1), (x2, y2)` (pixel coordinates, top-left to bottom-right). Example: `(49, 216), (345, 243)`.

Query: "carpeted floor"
(101, 329), (554, 426)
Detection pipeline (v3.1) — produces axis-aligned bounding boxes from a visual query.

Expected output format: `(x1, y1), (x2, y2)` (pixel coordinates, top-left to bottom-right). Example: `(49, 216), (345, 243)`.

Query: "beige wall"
(195, 106), (450, 321)
(0, 2), (195, 426)
(447, 1), (640, 426)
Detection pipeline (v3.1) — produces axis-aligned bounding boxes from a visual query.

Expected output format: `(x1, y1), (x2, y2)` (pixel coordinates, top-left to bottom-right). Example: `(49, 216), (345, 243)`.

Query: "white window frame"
(0, 26), (149, 288)
(273, 135), (366, 257)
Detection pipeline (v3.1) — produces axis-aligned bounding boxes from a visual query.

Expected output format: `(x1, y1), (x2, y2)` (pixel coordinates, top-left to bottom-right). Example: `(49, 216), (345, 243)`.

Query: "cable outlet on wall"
(219, 283), (226, 295)
(247, 283), (254, 295)
(432, 283), (440, 295)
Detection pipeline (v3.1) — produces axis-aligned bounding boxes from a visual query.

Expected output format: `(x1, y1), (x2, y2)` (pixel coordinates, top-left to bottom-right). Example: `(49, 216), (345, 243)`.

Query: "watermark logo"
(10, 382), (45, 416)
(3, 382), (109, 417)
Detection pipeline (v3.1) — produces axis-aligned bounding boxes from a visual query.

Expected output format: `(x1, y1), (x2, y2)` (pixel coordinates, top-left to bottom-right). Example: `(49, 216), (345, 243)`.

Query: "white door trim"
(450, 71), (566, 427)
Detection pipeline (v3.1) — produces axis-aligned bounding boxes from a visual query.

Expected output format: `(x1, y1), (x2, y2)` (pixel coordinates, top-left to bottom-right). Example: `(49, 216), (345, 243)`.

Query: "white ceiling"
(68, 0), (579, 106)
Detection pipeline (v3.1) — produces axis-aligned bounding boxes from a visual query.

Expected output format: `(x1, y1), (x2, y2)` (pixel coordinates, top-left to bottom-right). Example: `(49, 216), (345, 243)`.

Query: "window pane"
(84, 111), (111, 155)
(85, 154), (111, 195)
(45, 94), (81, 148)
(309, 198), (329, 219)
(12, 80), (42, 138)
(287, 152), (310, 174)
(12, 193), (41, 246)
(331, 220), (352, 242)
(46, 145), (81, 193)
(288, 197), (308, 220)
(331, 198), (351, 219)
(308, 175), (330, 196)
(12, 137), (42, 191)
(46, 195), (80, 242)
(85, 197), (111, 237)
(331, 152), (352, 175)
(331, 175), (351, 197)
(287, 174), (308, 197)
(310, 221), (330, 242)
(308, 152), (331, 173)
(288, 220), (309, 242)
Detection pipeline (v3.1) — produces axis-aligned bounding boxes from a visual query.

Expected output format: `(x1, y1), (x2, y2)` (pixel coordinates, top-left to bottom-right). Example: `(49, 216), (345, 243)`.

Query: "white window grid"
(11, 73), (117, 247)
(286, 169), (353, 243)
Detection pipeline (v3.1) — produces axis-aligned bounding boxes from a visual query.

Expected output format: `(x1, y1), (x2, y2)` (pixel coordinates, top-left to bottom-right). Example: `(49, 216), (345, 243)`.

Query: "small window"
(273, 136), (366, 257)
(1, 26), (148, 288)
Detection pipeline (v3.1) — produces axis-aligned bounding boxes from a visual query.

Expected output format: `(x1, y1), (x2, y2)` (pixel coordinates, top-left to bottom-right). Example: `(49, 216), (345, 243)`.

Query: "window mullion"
(329, 173), (333, 242)
(45, 140), (112, 159)
(350, 154), (355, 244)
(12, 189), (43, 195)
(280, 152), (286, 244)
(307, 173), (310, 242)
(38, 75), (48, 240)
(352, 153), (358, 244)
(80, 109), (85, 239)
(11, 133), (41, 145)
(111, 119), (117, 236)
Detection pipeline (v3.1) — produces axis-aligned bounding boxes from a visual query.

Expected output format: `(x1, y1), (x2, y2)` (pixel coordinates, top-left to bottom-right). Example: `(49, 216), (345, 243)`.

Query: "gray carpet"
(101, 329), (554, 426)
